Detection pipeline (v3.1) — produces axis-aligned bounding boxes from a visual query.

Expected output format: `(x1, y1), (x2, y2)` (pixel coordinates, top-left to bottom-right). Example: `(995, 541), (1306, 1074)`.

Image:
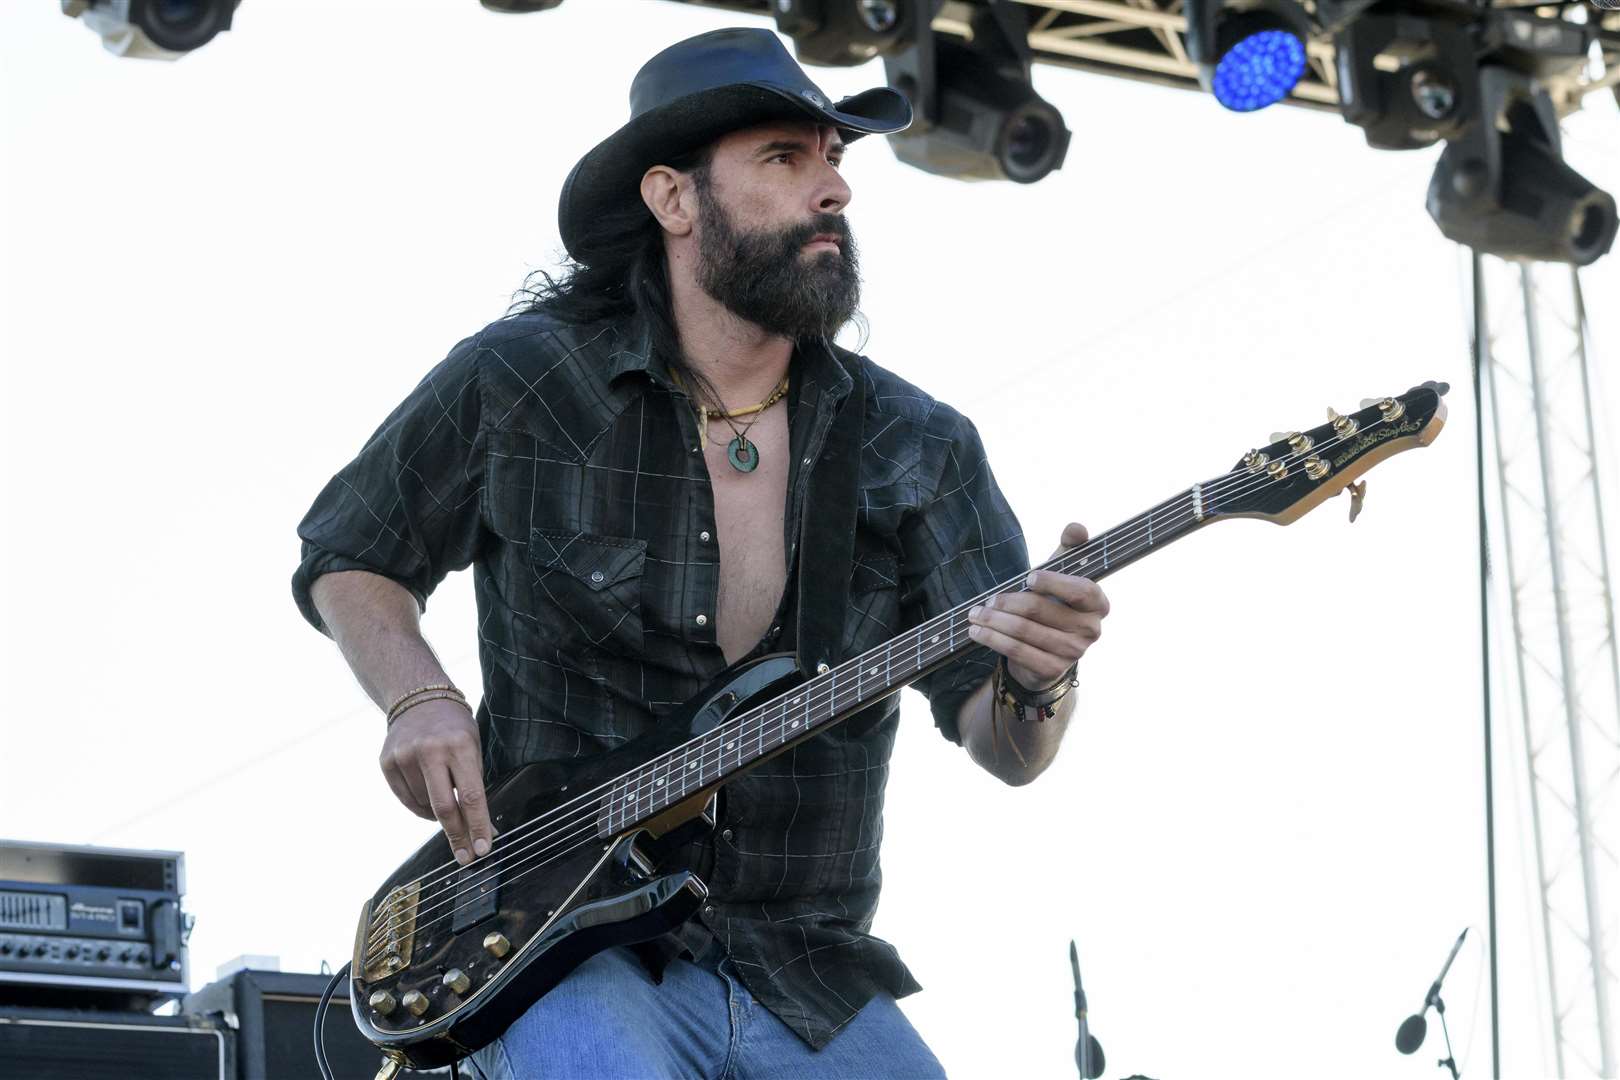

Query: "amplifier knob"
(482, 932), (510, 958)
(96, 946), (112, 961)
(66, 946), (80, 959)
(0, 943), (11, 955)
(368, 989), (398, 1016)
(119, 948), (134, 962)
(401, 990), (430, 1017)
(442, 968), (471, 995)
(33, 944), (48, 957)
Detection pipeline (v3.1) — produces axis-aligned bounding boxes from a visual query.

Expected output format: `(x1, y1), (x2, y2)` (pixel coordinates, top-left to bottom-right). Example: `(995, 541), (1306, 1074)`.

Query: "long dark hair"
(509, 146), (715, 396)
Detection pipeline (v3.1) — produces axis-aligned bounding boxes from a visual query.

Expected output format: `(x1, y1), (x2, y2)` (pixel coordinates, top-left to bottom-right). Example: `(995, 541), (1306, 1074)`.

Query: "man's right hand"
(379, 700), (494, 865)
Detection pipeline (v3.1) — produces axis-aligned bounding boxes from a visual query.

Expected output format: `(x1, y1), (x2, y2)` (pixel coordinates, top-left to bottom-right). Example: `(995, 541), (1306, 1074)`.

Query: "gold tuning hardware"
(1376, 397), (1405, 422)
(442, 968), (471, 995)
(1346, 480), (1368, 522)
(1287, 432), (1313, 453)
(1328, 407), (1359, 438)
(1267, 460), (1289, 480)
(1359, 397), (1379, 409)
(1304, 456), (1330, 480)
(1243, 449), (1269, 473)
(483, 932), (511, 958)
(1268, 431), (1288, 445)
(402, 990), (430, 1017)
(368, 989), (398, 1016)
(373, 1052), (407, 1080)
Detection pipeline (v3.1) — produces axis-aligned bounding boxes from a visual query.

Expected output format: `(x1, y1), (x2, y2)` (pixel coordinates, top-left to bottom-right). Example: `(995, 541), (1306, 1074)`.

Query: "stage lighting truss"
(684, 0), (1619, 120)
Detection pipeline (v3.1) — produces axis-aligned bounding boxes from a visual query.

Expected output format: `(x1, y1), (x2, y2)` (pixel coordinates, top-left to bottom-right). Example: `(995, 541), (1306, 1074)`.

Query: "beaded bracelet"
(386, 685), (470, 728)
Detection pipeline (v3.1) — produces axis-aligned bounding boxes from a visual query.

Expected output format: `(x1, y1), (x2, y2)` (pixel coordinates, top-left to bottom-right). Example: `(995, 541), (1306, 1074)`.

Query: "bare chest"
(701, 408), (790, 664)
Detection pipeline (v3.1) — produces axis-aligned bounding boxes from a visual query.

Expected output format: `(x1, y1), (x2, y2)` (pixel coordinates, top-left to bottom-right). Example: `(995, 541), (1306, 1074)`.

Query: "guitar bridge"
(361, 881), (419, 982)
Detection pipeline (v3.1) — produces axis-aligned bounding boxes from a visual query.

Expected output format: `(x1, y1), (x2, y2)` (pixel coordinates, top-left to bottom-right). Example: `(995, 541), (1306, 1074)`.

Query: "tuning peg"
(1345, 480), (1367, 522)
(1359, 398), (1379, 409)
(1269, 431), (1288, 445)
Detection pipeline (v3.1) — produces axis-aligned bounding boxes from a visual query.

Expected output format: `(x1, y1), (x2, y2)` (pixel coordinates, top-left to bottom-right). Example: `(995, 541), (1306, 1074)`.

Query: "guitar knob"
(368, 989), (398, 1016)
(483, 932), (511, 959)
(442, 968), (471, 995)
(401, 990), (430, 1017)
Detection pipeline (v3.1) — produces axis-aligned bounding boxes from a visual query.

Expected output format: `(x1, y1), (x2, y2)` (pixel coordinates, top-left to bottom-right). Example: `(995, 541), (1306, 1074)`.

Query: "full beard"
(694, 181), (861, 342)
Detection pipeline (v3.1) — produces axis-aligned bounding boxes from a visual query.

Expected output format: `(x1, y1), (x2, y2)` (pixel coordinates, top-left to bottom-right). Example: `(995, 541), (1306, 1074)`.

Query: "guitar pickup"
(450, 860), (500, 934)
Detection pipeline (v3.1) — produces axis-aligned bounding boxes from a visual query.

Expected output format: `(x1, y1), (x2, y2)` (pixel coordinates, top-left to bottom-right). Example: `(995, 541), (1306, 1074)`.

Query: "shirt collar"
(605, 311), (855, 410)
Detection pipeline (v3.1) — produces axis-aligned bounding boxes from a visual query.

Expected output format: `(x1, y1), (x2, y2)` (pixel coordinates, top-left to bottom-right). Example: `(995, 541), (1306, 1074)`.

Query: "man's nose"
(816, 169), (851, 215)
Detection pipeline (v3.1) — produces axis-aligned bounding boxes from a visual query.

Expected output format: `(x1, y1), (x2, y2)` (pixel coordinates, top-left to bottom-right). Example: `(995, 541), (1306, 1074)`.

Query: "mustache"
(784, 212), (852, 250)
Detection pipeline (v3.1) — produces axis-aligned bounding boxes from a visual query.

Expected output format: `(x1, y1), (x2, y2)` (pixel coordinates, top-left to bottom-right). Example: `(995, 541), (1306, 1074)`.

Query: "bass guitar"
(346, 381), (1448, 1075)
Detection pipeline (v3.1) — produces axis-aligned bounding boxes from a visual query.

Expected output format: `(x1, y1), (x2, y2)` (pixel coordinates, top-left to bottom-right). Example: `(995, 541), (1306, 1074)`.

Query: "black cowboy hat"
(557, 27), (912, 262)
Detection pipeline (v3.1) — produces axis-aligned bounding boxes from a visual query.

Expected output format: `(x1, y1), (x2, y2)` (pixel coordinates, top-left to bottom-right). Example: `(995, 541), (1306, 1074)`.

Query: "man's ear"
(641, 165), (694, 238)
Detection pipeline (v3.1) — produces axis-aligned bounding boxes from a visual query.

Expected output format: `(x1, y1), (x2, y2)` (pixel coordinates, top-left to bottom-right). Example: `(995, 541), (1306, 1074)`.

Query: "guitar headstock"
(1201, 381), (1449, 525)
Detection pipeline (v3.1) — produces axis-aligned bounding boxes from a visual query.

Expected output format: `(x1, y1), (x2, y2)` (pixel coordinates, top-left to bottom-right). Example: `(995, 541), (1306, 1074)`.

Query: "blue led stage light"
(1212, 26), (1307, 111)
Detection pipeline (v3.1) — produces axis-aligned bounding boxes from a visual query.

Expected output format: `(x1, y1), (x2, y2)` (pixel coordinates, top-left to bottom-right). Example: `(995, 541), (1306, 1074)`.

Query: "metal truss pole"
(1476, 252), (1620, 1079)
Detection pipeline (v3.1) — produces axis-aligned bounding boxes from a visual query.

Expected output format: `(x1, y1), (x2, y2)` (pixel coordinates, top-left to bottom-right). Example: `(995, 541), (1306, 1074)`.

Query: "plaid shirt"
(292, 311), (1028, 1049)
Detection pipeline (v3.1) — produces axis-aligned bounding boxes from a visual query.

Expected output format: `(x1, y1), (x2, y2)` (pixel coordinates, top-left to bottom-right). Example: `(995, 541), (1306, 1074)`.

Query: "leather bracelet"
(994, 657), (1077, 723)
(995, 657), (1077, 706)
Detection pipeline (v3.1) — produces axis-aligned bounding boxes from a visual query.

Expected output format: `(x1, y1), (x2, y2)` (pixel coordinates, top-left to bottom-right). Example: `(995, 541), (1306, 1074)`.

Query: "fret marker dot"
(687, 763), (697, 770)
(655, 778), (665, 786)
(868, 667), (878, 677)
(790, 720), (799, 728)
(931, 634), (940, 644)
(725, 741), (735, 750)
(791, 696), (801, 705)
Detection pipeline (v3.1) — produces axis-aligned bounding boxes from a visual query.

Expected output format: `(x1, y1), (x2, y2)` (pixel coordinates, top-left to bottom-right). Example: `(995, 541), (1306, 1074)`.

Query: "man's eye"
(771, 152), (793, 164)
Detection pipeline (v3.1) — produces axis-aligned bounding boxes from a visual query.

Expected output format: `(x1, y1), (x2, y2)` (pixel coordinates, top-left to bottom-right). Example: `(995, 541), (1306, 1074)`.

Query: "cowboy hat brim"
(558, 81), (911, 262)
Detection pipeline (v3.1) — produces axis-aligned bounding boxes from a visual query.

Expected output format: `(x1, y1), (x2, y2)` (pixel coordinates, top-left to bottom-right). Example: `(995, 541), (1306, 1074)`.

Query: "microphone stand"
(1397, 929), (1468, 1078)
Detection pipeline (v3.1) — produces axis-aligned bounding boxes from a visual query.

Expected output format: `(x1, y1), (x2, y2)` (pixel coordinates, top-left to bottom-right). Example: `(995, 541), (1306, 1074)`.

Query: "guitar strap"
(792, 353), (865, 676)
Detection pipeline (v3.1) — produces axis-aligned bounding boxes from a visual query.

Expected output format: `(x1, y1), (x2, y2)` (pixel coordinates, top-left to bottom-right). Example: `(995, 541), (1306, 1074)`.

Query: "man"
(293, 27), (1108, 1080)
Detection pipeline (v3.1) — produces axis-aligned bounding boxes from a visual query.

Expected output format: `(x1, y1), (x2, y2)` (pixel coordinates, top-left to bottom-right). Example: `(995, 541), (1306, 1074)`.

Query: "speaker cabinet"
(0, 1006), (228, 1080)
(184, 969), (378, 1080)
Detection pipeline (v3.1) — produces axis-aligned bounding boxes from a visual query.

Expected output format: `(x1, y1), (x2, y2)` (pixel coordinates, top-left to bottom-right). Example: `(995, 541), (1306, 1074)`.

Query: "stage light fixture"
(773, 0), (915, 67)
(1187, 0), (1315, 112)
(1426, 66), (1616, 265)
(882, 1), (1071, 183)
(1336, 16), (1482, 150)
(62, 0), (237, 59)
(478, 0), (564, 11)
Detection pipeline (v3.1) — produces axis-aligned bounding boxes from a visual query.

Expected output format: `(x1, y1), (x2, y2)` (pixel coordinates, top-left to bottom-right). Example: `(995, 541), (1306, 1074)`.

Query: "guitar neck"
(599, 481), (1216, 836)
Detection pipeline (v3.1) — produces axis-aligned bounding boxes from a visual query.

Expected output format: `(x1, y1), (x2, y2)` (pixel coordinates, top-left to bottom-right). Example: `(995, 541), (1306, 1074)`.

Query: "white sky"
(3, 2), (1618, 1078)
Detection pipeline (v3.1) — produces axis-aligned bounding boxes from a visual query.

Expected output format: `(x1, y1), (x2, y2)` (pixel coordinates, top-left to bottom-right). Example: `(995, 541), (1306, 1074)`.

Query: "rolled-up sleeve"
(900, 406), (1029, 745)
(291, 338), (486, 634)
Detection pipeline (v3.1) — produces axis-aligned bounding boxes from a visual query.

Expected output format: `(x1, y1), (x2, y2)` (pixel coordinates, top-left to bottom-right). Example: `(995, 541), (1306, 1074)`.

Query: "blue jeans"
(465, 941), (947, 1080)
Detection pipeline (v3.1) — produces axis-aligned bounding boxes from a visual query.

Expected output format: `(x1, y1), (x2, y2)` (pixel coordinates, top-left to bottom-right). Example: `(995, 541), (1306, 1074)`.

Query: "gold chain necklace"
(670, 369), (790, 473)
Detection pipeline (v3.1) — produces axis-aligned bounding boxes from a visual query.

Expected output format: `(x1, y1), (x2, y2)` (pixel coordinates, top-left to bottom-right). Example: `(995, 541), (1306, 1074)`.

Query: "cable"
(314, 961), (351, 1080)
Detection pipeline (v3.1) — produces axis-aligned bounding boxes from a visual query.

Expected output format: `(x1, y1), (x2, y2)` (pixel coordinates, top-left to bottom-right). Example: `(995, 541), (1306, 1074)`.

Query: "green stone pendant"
(727, 436), (759, 473)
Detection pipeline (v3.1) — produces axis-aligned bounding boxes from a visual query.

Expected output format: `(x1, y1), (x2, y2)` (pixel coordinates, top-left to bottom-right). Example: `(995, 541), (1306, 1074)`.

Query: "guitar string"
(362, 413), (1401, 951)
(362, 413), (1398, 954)
(360, 412), (1400, 952)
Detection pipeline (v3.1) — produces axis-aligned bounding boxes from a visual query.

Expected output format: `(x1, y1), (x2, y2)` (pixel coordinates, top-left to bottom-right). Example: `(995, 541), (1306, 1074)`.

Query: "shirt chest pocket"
(527, 528), (647, 657)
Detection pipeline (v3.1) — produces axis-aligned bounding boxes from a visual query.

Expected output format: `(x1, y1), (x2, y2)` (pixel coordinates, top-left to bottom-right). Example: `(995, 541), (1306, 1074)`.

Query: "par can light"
(1187, 0), (1315, 112)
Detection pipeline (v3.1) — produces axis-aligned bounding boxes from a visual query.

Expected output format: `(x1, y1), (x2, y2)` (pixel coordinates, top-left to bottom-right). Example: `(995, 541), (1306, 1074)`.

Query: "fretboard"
(598, 480), (1218, 836)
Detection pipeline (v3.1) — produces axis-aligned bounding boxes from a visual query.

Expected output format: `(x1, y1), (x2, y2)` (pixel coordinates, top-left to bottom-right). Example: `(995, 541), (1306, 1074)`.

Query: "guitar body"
(350, 654), (803, 1070)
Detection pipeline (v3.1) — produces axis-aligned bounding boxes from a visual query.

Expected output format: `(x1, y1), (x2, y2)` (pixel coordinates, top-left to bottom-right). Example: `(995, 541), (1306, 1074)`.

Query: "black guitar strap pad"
(793, 356), (865, 676)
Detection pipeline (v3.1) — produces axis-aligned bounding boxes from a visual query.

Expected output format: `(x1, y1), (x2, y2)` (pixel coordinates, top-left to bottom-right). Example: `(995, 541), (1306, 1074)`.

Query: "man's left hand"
(966, 522), (1109, 687)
